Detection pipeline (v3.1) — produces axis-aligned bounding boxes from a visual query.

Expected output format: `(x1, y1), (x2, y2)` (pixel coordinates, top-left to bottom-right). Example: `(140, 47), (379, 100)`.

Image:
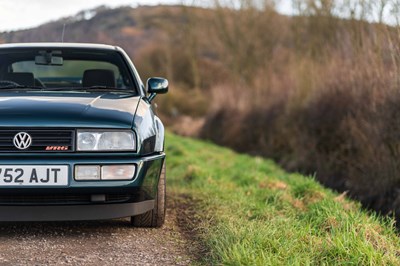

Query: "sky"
(0, 0), (292, 32)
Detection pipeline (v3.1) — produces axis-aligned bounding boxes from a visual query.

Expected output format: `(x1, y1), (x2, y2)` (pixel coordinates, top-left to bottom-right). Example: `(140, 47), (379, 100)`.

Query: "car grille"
(0, 129), (75, 152)
(0, 194), (132, 205)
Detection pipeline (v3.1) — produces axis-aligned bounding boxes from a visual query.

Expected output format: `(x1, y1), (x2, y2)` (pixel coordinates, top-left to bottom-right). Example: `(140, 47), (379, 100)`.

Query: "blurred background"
(1, 0), (400, 220)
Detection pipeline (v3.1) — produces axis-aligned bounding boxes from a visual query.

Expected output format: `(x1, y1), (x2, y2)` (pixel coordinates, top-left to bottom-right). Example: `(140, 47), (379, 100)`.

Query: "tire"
(131, 160), (166, 228)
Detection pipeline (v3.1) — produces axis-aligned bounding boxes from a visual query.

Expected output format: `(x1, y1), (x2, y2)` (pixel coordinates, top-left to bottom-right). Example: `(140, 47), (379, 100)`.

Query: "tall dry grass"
(189, 1), (400, 218)
(200, 58), (400, 217)
(126, 2), (400, 218)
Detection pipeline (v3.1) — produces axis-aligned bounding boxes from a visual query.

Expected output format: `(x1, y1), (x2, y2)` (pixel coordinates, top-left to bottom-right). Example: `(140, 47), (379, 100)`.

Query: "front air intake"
(0, 129), (74, 152)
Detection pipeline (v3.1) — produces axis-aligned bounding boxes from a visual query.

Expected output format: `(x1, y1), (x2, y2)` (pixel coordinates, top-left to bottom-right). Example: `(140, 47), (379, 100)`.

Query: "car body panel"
(0, 92), (139, 128)
(0, 153), (164, 190)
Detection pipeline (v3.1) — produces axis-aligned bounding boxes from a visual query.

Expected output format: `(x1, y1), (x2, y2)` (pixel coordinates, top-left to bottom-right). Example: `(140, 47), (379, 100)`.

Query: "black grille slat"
(31, 141), (72, 145)
(0, 194), (131, 205)
(0, 129), (75, 152)
(31, 134), (71, 136)
(31, 137), (71, 140)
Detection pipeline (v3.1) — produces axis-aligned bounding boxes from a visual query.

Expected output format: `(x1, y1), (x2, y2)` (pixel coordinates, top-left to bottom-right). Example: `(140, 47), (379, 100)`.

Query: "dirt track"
(0, 196), (200, 265)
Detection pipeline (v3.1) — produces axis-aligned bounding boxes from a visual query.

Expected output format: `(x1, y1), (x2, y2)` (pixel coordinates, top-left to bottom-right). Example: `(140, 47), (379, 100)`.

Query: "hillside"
(0, 6), (175, 57)
(166, 132), (400, 265)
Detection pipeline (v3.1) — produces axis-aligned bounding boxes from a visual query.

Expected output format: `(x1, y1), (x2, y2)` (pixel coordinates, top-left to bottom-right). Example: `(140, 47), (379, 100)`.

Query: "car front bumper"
(0, 152), (165, 221)
(0, 200), (155, 221)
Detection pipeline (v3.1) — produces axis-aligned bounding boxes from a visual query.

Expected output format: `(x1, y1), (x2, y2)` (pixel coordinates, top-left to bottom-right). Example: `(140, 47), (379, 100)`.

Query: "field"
(166, 132), (400, 265)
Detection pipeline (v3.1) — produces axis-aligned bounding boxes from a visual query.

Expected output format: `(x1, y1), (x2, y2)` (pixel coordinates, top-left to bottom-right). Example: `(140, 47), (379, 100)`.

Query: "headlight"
(75, 165), (101, 180)
(102, 165), (136, 180)
(77, 130), (136, 151)
(78, 132), (97, 150)
(74, 164), (136, 180)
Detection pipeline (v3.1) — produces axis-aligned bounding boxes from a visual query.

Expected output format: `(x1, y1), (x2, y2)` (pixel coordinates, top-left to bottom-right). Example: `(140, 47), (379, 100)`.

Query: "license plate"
(0, 165), (68, 186)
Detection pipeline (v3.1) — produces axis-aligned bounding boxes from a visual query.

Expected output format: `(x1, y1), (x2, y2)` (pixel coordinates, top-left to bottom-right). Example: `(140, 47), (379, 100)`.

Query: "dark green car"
(0, 43), (168, 227)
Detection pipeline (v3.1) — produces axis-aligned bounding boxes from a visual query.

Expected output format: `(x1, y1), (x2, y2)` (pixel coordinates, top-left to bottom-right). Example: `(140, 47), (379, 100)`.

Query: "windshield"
(0, 48), (138, 94)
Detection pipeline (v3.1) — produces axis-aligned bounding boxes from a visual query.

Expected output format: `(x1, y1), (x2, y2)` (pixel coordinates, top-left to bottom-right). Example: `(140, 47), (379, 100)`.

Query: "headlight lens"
(74, 164), (136, 180)
(75, 165), (101, 180)
(78, 132), (97, 150)
(102, 165), (136, 180)
(77, 130), (135, 151)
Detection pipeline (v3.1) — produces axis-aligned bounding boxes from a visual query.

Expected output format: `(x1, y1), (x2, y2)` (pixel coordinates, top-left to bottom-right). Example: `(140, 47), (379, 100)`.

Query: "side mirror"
(147, 77), (168, 102)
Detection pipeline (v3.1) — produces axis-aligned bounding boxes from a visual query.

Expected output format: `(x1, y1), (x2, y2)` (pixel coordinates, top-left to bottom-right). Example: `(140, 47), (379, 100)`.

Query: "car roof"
(0, 43), (120, 51)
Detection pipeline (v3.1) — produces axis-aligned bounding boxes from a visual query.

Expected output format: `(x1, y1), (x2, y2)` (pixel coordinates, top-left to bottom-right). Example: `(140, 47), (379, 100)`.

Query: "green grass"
(166, 132), (400, 265)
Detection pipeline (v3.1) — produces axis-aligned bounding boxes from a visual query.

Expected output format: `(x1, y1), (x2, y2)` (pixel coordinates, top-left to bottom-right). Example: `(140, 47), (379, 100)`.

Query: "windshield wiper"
(81, 86), (135, 92)
(0, 85), (45, 90)
(0, 85), (135, 93)
(41, 86), (135, 93)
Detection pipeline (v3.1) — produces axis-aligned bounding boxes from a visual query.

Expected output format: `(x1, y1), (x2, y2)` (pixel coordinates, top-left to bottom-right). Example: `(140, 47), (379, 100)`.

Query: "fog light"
(101, 165), (136, 180)
(75, 165), (100, 180)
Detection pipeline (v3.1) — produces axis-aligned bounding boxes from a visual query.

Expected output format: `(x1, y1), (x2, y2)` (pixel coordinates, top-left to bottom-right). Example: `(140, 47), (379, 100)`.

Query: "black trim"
(0, 193), (134, 205)
(141, 135), (156, 155)
(0, 200), (154, 221)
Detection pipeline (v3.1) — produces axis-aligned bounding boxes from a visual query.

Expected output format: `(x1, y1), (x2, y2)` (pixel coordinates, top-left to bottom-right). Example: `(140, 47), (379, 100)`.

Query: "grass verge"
(166, 132), (400, 265)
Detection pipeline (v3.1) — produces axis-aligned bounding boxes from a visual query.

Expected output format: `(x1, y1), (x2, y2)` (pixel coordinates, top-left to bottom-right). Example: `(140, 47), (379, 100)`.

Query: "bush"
(200, 62), (400, 220)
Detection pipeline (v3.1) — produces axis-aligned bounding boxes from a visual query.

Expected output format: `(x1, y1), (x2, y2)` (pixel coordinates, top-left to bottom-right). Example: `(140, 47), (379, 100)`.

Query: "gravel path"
(0, 196), (199, 265)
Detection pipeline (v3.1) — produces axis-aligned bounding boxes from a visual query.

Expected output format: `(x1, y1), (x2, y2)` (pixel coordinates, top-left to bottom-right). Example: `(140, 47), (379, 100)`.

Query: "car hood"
(0, 92), (140, 128)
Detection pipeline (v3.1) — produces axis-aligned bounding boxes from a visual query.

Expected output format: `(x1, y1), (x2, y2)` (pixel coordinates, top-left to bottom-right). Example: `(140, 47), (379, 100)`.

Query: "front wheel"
(131, 160), (166, 227)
